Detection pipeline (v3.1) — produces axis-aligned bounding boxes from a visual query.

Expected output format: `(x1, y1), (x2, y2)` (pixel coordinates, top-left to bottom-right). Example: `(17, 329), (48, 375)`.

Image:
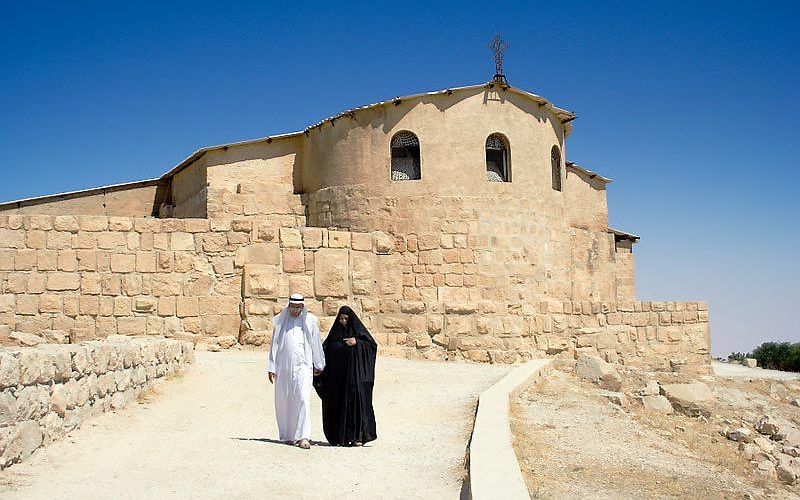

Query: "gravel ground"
(712, 361), (800, 381)
(511, 371), (766, 499)
(0, 351), (509, 499)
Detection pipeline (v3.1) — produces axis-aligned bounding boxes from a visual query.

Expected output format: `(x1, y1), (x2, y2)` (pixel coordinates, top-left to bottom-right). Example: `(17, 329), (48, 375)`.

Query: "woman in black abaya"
(314, 306), (377, 446)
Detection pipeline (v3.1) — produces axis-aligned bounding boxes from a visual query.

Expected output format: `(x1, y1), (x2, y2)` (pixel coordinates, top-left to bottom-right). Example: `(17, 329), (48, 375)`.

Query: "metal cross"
(488, 35), (509, 77)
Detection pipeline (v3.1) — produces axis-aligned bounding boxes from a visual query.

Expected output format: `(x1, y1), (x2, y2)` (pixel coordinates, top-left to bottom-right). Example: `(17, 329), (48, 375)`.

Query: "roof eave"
(566, 162), (612, 184)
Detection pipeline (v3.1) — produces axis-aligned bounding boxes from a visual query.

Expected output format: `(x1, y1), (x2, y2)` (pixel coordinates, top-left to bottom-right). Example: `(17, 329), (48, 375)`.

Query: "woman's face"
(338, 314), (349, 327)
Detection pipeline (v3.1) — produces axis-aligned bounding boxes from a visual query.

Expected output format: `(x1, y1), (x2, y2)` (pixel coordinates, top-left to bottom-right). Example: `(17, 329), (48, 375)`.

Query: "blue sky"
(1, 1), (797, 355)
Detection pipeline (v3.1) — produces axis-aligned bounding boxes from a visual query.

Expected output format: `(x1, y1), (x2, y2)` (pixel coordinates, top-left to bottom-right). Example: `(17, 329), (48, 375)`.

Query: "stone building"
(0, 81), (710, 370)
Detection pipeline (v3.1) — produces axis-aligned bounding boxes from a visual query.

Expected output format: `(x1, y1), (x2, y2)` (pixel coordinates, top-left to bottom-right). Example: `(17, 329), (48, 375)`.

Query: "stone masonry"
(0, 336), (194, 469)
(0, 83), (711, 370)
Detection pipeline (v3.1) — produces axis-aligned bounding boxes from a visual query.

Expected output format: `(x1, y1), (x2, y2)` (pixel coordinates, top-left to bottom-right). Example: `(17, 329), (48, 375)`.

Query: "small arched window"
(485, 133), (510, 182)
(551, 145), (562, 191)
(391, 131), (421, 181)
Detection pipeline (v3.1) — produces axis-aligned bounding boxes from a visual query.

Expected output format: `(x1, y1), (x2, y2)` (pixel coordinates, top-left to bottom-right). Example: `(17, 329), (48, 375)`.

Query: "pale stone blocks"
(234, 243), (280, 268)
(243, 264), (280, 298)
(157, 297), (176, 316)
(313, 249), (350, 298)
(327, 231), (350, 248)
(135, 252), (156, 273)
(279, 228), (302, 248)
(14, 250), (37, 271)
(282, 249), (305, 273)
(46, 273), (80, 291)
(300, 228), (323, 249)
(176, 297), (199, 318)
(170, 232), (195, 251)
(350, 232), (371, 251)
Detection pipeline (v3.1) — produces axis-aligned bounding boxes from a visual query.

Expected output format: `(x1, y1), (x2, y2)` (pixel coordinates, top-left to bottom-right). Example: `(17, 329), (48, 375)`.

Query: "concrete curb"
(467, 359), (554, 499)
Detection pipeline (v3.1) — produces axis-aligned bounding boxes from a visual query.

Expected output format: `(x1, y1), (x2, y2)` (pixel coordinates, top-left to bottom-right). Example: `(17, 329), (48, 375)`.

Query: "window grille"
(486, 133), (510, 182)
(391, 131), (421, 181)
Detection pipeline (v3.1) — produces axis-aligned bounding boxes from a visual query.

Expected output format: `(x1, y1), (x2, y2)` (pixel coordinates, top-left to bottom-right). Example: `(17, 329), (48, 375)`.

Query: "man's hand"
(344, 337), (356, 347)
(314, 369), (323, 376)
(268, 372), (276, 384)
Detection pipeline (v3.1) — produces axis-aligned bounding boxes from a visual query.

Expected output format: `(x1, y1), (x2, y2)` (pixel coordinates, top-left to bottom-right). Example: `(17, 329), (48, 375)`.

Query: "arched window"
(390, 131), (421, 181)
(485, 133), (510, 182)
(551, 145), (562, 191)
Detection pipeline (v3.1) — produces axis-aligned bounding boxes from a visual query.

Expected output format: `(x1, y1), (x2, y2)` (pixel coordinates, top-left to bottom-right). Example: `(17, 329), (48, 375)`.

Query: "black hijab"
(324, 306), (376, 347)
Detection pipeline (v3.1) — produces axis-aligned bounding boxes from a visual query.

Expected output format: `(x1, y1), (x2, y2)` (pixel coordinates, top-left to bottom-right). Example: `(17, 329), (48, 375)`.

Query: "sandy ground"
(0, 351), (510, 499)
(713, 361), (800, 381)
(511, 371), (783, 499)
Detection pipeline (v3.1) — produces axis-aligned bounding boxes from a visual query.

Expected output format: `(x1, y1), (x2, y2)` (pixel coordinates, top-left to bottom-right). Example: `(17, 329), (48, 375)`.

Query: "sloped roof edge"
(608, 227), (640, 242)
(566, 162), (612, 184)
(0, 178), (161, 210)
(161, 82), (576, 180)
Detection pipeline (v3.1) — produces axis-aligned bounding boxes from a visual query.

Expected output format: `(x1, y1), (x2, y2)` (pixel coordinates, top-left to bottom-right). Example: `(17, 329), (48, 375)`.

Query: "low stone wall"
(0, 336), (194, 469)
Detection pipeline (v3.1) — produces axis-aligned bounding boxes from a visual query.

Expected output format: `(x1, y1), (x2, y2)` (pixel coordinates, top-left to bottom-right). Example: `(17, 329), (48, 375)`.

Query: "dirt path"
(0, 351), (509, 499)
(713, 361), (800, 381)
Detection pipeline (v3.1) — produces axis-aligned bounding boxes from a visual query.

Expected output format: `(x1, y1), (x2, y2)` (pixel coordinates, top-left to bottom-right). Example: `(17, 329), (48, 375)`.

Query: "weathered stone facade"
(0, 83), (710, 369)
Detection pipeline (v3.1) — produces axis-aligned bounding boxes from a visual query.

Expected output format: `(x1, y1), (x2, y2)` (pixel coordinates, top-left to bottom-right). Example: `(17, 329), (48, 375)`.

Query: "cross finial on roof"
(488, 35), (509, 85)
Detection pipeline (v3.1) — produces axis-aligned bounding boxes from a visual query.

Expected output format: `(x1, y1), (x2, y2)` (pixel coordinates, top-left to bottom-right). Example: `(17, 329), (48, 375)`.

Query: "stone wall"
(0, 214), (709, 370)
(0, 336), (193, 469)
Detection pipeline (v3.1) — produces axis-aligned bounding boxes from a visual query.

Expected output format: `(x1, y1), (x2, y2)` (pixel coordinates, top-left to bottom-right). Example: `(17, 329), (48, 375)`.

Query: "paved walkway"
(0, 351), (509, 499)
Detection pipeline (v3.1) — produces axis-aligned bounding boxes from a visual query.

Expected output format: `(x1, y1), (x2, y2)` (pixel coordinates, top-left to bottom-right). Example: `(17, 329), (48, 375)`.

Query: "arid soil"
(512, 367), (800, 499)
(0, 351), (509, 499)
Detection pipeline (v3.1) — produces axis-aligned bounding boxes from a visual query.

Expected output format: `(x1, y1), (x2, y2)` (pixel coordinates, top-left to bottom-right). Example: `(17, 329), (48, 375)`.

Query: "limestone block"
(151, 275), (181, 297)
(201, 233), (227, 253)
(350, 232), (372, 251)
(0, 390), (17, 426)
(170, 232), (195, 251)
(313, 249), (350, 298)
(235, 243), (280, 268)
(445, 315), (474, 336)
(135, 252), (157, 273)
(299, 228), (322, 249)
(575, 354), (622, 391)
(117, 317), (147, 336)
(659, 382), (714, 417)
(15, 420), (43, 462)
(378, 255), (402, 297)
(282, 249), (305, 273)
(328, 231), (351, 249)
(14, 250), (37, 270)
(46, 273), (80, 291)
(47, 231), (72, 250)
(426, 316), (443, 335)
(16, 385), (49, 420)
(176, 297), (199, 317)
(381, 315), (408, 331)
(351, 252), (376, 295)
(0, 352), (20, 389)
(288, 275), (314, 298)
(204, 316), (241, 337)
(198, 296), (240, 316)
(279, 228), (302, 248)
(243, 264), (280, 298)
(372, 231), (393, 254)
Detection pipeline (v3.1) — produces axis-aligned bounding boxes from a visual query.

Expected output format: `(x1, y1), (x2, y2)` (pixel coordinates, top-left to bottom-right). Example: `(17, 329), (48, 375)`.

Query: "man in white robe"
(267, 294), (325, 449)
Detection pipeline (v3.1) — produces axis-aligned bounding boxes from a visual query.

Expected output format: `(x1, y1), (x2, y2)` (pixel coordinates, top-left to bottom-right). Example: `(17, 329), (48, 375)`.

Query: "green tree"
(749, 342), (800, 372)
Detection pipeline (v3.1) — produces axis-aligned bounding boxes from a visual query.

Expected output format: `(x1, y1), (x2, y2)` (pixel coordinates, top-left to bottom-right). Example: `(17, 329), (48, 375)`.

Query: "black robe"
(313, 306), (377, 446)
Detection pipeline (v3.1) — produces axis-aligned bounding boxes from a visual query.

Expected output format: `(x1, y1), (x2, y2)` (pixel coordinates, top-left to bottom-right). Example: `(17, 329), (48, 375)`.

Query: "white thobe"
(268, 313), (325, 442)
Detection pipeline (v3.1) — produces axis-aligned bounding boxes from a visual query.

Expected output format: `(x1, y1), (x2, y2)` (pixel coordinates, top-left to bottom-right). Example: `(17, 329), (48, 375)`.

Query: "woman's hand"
(344, 337), (356, 347)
